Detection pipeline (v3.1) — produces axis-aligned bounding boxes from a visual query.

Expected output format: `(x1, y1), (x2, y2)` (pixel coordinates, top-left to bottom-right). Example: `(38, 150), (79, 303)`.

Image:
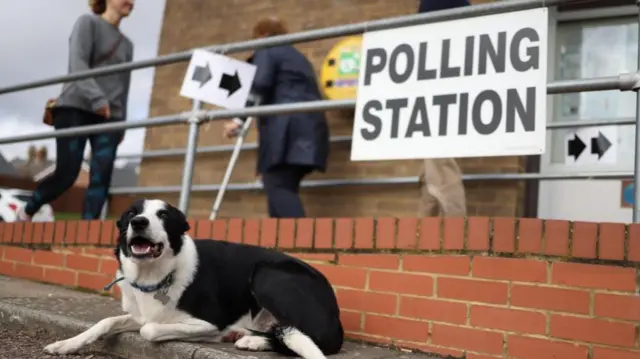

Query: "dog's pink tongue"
(132, 243), (151, 252)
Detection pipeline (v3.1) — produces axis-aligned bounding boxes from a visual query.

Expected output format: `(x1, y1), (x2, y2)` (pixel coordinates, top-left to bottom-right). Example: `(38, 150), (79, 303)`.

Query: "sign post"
(350, 8), (549, 161)
(177, 50), (257, 215)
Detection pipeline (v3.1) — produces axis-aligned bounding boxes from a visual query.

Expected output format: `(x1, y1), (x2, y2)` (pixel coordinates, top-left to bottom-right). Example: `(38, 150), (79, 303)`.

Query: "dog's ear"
(167, 204), (190, 235)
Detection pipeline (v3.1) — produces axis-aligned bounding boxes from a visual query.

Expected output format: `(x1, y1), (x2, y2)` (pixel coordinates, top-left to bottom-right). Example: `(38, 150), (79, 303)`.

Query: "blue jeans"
(25, 107), (123, 220)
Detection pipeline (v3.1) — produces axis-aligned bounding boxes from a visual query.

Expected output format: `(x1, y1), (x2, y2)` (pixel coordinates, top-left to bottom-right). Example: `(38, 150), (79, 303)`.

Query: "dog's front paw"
(43, 339), (82, 355)
(235, 335), (271, 351)
(140, 323), (161, 342)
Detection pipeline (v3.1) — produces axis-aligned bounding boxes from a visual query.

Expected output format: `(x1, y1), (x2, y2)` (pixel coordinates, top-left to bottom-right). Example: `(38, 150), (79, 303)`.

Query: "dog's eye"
(157, 210), (169, 219)
(127, 211), (136, 218)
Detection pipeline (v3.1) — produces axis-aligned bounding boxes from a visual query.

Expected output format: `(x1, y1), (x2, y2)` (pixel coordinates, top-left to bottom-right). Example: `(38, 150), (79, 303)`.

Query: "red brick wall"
(0, 217), (639, 359)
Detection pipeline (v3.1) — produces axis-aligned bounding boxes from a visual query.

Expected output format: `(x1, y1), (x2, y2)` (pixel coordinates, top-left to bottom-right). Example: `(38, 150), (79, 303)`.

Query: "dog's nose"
(130, 216), (149, 231)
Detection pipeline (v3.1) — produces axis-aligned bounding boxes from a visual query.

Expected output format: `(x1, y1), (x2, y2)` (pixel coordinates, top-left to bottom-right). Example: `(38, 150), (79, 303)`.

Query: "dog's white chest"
(120, 283), (186, 325)
(135, 291), (171, 322)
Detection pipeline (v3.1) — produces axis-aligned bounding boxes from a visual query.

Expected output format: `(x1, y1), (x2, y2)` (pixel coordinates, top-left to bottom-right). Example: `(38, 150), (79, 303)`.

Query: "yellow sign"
(319, 36), (362, 100)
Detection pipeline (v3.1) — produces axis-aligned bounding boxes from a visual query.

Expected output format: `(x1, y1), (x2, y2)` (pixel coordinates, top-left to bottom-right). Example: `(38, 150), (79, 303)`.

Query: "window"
(550, 17), (638, 164)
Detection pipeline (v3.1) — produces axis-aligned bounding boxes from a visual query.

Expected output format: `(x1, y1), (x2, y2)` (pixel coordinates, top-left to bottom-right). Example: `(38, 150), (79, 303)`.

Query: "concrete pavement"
(0, 275), (439, 359)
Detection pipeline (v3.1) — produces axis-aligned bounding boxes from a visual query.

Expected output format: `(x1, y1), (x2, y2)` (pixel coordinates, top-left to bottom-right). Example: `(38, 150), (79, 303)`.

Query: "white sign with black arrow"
(564, 126), (617, 165)
(180, 49), (257, 109)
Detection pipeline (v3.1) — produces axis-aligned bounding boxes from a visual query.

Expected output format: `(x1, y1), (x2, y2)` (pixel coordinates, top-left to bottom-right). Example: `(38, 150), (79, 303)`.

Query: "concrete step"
(0, 276), (438, 359)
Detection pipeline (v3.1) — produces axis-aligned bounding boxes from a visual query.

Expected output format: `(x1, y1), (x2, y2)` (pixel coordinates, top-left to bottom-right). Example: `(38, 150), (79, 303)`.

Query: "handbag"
(43, 33), (123, 126)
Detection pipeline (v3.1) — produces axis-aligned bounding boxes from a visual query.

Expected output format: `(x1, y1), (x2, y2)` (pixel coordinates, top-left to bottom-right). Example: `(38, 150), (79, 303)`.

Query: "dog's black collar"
(103, 271), (175, 293)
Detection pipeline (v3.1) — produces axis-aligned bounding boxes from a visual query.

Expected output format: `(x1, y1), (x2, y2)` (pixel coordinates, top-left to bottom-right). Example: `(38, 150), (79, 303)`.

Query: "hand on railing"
(223, 119), (242, 139)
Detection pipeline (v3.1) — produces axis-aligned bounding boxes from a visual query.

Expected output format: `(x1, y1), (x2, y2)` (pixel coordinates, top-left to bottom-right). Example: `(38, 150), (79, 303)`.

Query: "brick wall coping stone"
(0, 217), (637, 266)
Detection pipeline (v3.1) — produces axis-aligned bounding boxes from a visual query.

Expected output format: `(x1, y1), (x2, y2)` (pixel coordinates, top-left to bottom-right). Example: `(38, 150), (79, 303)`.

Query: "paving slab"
(0, 326), (124, 359)
(0, 276), (440, 359)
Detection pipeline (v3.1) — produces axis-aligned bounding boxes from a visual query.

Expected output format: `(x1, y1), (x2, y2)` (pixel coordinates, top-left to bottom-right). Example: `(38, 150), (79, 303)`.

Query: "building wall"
(139, 0), (526, 219)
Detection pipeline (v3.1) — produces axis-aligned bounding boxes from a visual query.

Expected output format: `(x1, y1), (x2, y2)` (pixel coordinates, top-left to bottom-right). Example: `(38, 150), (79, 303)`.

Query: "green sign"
(338, 49), (360, 76)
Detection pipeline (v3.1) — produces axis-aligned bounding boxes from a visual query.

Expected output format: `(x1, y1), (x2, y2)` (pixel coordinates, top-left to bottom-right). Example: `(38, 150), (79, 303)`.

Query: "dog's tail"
(252, 326), (326, 359)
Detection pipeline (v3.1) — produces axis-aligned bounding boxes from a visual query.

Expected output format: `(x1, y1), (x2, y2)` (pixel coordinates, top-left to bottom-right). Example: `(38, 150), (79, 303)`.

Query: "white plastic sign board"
(350, 8), (549, 161)
(180, 49), (257, 109)
(564, 125), (617, 166)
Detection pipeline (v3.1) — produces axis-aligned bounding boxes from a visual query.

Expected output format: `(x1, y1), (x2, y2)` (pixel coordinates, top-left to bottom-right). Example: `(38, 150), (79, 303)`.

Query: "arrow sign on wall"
(563, 126), (617, 166)
(192, 63), (212, 88)
(219, 71), (242, 97)
(567, 134), (586, 160)
(590, 131), (612, 159)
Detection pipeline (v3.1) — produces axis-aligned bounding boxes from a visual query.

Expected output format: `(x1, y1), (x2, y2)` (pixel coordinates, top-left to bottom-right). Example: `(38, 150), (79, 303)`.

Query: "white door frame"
(540, 5), (639, 176)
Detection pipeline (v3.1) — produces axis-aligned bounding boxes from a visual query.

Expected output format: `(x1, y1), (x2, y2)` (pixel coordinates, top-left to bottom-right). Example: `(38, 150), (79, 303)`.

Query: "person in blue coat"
(223, 17), (329, 219)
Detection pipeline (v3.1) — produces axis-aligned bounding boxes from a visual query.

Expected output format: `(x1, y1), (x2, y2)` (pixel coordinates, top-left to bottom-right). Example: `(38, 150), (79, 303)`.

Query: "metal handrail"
(121, 115), (638, 162)
(109, 172), (635, 195)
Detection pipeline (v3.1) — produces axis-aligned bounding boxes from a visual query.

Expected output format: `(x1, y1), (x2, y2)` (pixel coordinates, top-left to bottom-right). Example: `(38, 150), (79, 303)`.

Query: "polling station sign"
(350, 8), (548, 161)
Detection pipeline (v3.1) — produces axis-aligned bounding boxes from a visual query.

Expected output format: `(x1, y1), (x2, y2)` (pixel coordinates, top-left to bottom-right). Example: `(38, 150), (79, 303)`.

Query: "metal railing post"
(633, 0), (640, 222)
(177, 100), (202, 214)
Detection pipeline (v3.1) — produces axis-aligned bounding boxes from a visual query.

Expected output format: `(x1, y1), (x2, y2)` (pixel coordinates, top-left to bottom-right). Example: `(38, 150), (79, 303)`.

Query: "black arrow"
(567, 134), (586, 160)
(219, 71), (242, 97)
(192, 63), (212, 88)
(591, 131), (612, 159)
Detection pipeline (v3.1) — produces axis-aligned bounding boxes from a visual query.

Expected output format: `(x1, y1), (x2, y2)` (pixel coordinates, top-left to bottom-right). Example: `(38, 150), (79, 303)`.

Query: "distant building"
(0, 152), (20, 177)
(10, 146), (55, 180)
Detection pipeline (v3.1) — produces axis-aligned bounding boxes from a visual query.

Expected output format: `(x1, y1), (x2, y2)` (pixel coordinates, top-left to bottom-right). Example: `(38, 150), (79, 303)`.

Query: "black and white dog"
(44, 199), (344, 358)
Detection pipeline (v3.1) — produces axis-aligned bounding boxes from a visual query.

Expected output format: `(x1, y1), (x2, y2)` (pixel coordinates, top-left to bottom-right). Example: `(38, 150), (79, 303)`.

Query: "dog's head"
(116, 199), (190, 262)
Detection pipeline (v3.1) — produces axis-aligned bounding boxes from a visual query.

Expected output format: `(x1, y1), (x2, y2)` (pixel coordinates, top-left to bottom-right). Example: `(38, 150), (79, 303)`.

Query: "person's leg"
(261, 165), (309, 218)
(83, 130), (122, 220)
(22, 108), (88, 219)
(420, 158), (466, 217)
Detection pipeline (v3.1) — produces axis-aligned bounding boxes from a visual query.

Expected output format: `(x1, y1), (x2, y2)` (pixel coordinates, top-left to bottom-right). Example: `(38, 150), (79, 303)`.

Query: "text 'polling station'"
(359, 27), (541, 141)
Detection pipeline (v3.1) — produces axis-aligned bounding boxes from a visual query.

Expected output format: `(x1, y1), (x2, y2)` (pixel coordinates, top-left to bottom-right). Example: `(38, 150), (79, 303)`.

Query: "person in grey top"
(19, 0), (134, 221)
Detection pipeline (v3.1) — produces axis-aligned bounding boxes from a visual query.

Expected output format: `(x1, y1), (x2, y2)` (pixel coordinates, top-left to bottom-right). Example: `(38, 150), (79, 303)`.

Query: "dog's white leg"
(234, 335), (273, 351)
(44, 314), (140, 355)
(139, 317), (219, 342)
(280, 327), (327, 359)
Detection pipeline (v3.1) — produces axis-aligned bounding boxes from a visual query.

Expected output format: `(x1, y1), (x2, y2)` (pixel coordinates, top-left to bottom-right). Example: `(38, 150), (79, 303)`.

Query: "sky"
(0, 1), (167, 165)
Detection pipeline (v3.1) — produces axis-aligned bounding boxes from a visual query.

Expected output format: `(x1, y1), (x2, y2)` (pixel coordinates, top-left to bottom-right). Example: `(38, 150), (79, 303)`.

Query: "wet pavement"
(0, 276), (438, 359)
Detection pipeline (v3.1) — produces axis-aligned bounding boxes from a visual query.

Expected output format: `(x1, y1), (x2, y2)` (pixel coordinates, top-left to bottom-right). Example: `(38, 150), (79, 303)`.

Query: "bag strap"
(92, 33), (123, 67)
